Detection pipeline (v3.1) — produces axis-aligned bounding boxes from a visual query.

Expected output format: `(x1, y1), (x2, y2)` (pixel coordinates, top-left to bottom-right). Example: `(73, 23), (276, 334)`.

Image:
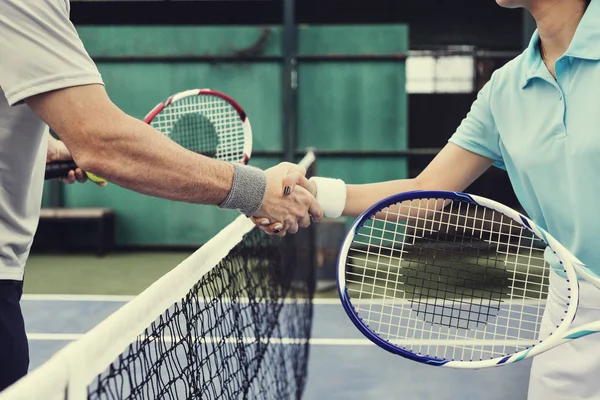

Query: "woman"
(256, 0), (600, 398)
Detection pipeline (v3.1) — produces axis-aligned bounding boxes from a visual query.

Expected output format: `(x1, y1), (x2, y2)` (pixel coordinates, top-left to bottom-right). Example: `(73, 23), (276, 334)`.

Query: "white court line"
(26, 333), (537, 347)
(22, 294), (135, 302)
(21, 294), (342, 305)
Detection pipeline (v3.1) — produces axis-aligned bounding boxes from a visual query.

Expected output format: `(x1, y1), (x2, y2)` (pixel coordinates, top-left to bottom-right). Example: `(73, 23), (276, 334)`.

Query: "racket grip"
(44, 161), (79, 180)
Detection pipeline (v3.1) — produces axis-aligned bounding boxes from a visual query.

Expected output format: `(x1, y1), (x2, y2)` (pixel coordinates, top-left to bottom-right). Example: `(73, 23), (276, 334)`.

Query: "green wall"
(46, 24), (408, 245)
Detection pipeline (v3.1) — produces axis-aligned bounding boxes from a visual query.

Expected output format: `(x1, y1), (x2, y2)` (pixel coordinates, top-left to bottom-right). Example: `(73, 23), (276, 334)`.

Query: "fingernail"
(284, 186), (291, 195)
(260, 220), (270, 226)
(274, 225), (282, 233)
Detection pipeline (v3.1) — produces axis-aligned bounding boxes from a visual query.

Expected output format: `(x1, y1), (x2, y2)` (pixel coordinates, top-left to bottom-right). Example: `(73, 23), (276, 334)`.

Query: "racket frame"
(337, 190), (600, 368)
(143, 88), (253, 165)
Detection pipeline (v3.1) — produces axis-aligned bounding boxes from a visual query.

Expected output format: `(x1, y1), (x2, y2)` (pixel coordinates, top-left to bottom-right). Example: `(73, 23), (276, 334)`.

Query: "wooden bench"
(39, 208), (116, 256)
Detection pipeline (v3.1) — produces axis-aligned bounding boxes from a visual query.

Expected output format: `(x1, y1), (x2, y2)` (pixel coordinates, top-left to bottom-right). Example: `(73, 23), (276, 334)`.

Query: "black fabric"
(0, 280), (29, 393)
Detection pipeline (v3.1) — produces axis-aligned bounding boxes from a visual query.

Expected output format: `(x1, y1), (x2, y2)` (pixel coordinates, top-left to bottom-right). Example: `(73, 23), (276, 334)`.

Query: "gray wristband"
(219, 163), (267, 215)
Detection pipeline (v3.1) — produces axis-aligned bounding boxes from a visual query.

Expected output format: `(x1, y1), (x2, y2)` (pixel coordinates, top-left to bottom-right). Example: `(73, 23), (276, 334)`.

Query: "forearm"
(27, 85), (262, 209)
(312, 143), (494, 220)
(344, 179), (422, 217)
(74, 112), (235, 205)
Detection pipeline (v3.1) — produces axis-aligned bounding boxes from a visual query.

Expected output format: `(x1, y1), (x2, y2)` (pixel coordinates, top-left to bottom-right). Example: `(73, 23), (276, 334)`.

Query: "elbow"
(72, 149), (108, 177)
(410, 176), (426, 192)
(66, 117), (123, 177)
(68, 134), (112, 177)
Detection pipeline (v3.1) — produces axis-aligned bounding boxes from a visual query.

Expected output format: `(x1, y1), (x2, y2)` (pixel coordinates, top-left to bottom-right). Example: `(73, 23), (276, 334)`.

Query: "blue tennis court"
(22, 296), (532, 400)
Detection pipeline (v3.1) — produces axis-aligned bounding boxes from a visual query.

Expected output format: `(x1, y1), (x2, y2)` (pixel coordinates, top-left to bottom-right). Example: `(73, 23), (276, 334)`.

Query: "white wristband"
(309, 177), (347, 218)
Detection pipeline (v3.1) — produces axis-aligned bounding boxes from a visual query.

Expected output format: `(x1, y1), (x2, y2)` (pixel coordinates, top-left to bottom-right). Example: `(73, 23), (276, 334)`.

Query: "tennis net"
(0, 152), (317, 400)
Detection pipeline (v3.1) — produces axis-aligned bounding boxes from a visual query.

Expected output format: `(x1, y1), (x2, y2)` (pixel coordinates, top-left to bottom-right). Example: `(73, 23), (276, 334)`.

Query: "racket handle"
(44, 161), (79, 180)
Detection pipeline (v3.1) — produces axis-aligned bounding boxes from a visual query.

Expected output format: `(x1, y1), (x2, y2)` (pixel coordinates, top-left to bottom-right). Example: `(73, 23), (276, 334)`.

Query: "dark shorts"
(0, 280), (29, 392)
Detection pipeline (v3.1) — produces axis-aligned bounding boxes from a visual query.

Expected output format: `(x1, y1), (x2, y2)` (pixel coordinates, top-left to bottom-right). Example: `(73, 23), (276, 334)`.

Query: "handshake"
(247, 162), (345, 237)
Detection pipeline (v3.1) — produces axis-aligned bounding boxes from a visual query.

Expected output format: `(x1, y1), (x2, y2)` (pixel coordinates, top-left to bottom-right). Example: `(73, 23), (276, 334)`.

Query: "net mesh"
(88, 228), (313, 400)
(344, 197), (566, 362)
(150, 93), (247, 163)
(0, 154), (317, 400)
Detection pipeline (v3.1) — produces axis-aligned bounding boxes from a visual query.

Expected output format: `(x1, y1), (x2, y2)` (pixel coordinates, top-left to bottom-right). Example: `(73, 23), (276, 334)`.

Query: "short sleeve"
(0, 0), (103, 106)
(448, 75), (505, 170)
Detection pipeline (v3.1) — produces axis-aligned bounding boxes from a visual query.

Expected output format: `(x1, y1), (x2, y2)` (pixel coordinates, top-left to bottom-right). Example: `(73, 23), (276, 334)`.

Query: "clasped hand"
(251, 162), (322, 237)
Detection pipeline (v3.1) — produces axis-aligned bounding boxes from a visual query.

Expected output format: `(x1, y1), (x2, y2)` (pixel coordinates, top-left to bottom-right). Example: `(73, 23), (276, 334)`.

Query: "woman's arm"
(253, 143), (495, 234)
(342, 143), (494, 217)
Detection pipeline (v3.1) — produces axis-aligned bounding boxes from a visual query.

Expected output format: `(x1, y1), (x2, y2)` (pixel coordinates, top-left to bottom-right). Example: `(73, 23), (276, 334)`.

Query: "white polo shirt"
(0, 0), (103, 280)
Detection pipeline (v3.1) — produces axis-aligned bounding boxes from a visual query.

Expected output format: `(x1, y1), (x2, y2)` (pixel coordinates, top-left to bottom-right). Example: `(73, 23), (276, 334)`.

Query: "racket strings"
(348, 228), (547, 297)
(354, 211), (546, 258)
(171, 114), (219, 156)
(345, 198), (562, 362)
(151, 94), (246, 162)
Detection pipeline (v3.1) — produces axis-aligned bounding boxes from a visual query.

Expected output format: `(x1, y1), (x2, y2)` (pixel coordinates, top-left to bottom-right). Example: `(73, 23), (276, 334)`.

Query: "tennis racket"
(337, 190), (600, 369)
(143, 88), (252, 164)
(45, 88), (252, 181)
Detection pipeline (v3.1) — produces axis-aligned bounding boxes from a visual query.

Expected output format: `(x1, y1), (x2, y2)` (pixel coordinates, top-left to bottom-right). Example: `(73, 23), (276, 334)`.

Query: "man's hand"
(46, 134), (107, 187)
(251, 162), (322, 237)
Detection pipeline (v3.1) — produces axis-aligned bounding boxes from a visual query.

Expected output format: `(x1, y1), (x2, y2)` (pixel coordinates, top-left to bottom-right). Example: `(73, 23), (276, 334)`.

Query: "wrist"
(218, 163), (267, 216)
(309, 176), (346, 218)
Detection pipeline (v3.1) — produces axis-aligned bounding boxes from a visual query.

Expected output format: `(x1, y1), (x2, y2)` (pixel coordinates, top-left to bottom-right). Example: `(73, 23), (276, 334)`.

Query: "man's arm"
(30, 84), (234, 204)
(28, 84), (323, 232)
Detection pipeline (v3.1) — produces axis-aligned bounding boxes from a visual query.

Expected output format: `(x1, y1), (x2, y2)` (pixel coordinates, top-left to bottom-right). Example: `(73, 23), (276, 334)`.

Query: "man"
(0, 0), (322, 391)
(258, 0), (599, 398)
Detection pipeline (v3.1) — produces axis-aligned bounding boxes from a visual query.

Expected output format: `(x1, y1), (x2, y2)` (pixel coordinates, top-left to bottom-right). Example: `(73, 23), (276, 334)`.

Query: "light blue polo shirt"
(449, 0), (600, 274)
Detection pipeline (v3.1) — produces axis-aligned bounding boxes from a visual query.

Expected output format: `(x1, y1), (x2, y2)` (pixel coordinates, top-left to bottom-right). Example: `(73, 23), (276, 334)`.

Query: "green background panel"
(45, 24), (408, 246)
(41, 182), (54, 208)
(315, 158), (408, 186)
(77, 26), (284, 57)
(298, 25), (409, 55)
(297, 25), (407, 151)
(93, 62), (284, 151)
(298, 62), (407, 150)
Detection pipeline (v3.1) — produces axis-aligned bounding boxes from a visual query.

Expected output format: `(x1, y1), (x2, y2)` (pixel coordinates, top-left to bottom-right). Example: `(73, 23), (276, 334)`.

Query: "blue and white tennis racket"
(337, 191), (600, 369)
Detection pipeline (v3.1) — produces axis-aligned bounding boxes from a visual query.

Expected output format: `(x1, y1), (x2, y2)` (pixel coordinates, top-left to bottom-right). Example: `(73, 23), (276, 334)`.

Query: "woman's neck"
(531, 0), (587, 63)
